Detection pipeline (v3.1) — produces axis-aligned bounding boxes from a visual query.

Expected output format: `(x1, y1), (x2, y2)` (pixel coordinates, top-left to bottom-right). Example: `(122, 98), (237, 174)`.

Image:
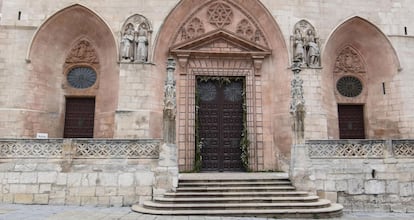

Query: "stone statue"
(135, 24), (148, 62)
(293, 28), (304, 63)
(121, 24), (135, 61)
(305, 29), (320, 67)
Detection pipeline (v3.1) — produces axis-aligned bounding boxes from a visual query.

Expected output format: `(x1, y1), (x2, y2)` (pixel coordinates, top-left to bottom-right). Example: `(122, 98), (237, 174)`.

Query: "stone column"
(153, 57), (179, 197)
(290, 59), (305, 145)
(289, 60), (315, 193)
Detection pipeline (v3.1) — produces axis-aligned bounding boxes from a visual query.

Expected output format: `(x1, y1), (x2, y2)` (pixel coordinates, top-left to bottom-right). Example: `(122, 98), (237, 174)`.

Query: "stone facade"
(0, 139), (162, 206)
(0, 0), (413, 210)
(291, 140), (414, 212)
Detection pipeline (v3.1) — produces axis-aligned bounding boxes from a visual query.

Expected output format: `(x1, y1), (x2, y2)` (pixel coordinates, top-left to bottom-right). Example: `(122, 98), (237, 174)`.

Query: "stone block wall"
(0, 139), (170, 207)
(291, 140), (414, 212)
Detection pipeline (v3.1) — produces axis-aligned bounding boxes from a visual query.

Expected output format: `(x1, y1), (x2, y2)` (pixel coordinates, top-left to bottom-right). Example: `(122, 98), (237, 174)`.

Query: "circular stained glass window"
(67, 67), (97, 89)
(336, 76), (363, 97)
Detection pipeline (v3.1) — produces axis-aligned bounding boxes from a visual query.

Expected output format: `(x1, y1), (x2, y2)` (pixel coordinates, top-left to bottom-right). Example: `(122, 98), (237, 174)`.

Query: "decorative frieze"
(0, 139), (160, 159)
(307, 140), (386, 158)
(0, 140), (63, 158)
(393, 140), (414, 157)
(74, 140), (160, 159)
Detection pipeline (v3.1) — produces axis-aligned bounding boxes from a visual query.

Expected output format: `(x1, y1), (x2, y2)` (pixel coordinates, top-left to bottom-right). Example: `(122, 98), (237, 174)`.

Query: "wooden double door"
(197, 78), (245, 172)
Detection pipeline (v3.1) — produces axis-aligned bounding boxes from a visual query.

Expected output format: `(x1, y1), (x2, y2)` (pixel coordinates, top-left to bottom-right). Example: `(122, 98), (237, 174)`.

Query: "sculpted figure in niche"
(121, 24), (135, 61)
(135, 23), (148, 62)
(305, 29), (320, 67)
(293, 28), (305, 63)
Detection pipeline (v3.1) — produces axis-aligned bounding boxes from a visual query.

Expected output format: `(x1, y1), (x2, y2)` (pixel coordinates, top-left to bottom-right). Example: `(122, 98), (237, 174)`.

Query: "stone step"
(164, 191), (310, 198)
(142, 199), (332, 210)
(154, 195), (320, 204)
(178, 180), (292, 187)
(176, 185), (296, 192)
(132, 203), (344, 218)
(178, 172), (289, 181)
(132, 172), (343, 218)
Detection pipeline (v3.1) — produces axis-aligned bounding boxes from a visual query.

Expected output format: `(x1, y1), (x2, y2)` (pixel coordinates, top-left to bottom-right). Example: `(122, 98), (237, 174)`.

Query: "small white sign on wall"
(36, 133), (48, 139)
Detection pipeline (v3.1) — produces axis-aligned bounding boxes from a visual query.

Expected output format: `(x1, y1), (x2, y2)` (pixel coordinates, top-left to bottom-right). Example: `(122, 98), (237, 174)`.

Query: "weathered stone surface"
(14, 193), (33, 204)
(38, 172), (57, 183)
(98, 173), (118, 186)
(118, 173), (134, 187)
(110, 196), (124, 207)
(347, 178), (364, 195)
(400, 182), (413, 197)
(365, 180), (386, 194)
(19, 173), (37, 184)
(33, 194), (49, 205)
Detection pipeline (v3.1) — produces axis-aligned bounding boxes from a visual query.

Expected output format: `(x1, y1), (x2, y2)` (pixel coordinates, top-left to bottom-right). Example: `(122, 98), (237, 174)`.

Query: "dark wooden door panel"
(197, 78), (244, 172)
(338, 104), (365, 139)
(64, 98), (95, 138)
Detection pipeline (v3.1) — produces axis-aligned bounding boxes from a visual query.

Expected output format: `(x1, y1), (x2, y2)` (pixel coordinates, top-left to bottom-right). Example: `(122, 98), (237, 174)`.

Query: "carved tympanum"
(65, 40), (98, 64)
(334, 46), (366, 73)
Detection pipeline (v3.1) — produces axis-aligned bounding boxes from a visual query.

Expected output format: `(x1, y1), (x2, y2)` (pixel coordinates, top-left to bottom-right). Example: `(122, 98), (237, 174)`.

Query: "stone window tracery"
(336, 76), (363, 98)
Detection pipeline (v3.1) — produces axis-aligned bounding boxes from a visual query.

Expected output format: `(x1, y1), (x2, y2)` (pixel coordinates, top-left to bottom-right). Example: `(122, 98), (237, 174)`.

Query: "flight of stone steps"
(132, 172), (343, 218)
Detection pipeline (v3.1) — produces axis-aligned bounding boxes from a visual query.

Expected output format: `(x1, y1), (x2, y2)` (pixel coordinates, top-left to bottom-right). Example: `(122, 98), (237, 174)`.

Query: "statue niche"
(291, 20), (321, 68)
(120, 14), (152, 63)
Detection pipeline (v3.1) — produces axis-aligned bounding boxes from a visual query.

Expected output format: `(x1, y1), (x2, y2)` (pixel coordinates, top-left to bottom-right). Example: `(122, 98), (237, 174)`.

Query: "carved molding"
(65, 40), (99, 64)
(171, 29), (271, 72)
(334, 46), (366, 73)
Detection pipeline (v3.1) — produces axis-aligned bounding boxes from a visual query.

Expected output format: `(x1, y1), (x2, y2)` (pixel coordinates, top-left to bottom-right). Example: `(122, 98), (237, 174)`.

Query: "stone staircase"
(132, 172), (343, 218)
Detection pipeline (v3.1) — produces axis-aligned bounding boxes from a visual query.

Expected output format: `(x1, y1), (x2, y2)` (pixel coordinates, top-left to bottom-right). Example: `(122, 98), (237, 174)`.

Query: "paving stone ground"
(1, 203), (414, 220)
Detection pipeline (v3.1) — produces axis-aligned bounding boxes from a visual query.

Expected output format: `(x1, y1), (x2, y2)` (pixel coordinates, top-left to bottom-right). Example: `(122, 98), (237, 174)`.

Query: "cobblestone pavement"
(1, 204), (414, 220)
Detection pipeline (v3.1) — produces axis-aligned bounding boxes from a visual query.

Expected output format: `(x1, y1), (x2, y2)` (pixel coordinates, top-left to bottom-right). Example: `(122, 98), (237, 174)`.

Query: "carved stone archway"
(171, 29), (271, 171)
(155, 0), (290, 172)
(167, 0), (276, 172)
